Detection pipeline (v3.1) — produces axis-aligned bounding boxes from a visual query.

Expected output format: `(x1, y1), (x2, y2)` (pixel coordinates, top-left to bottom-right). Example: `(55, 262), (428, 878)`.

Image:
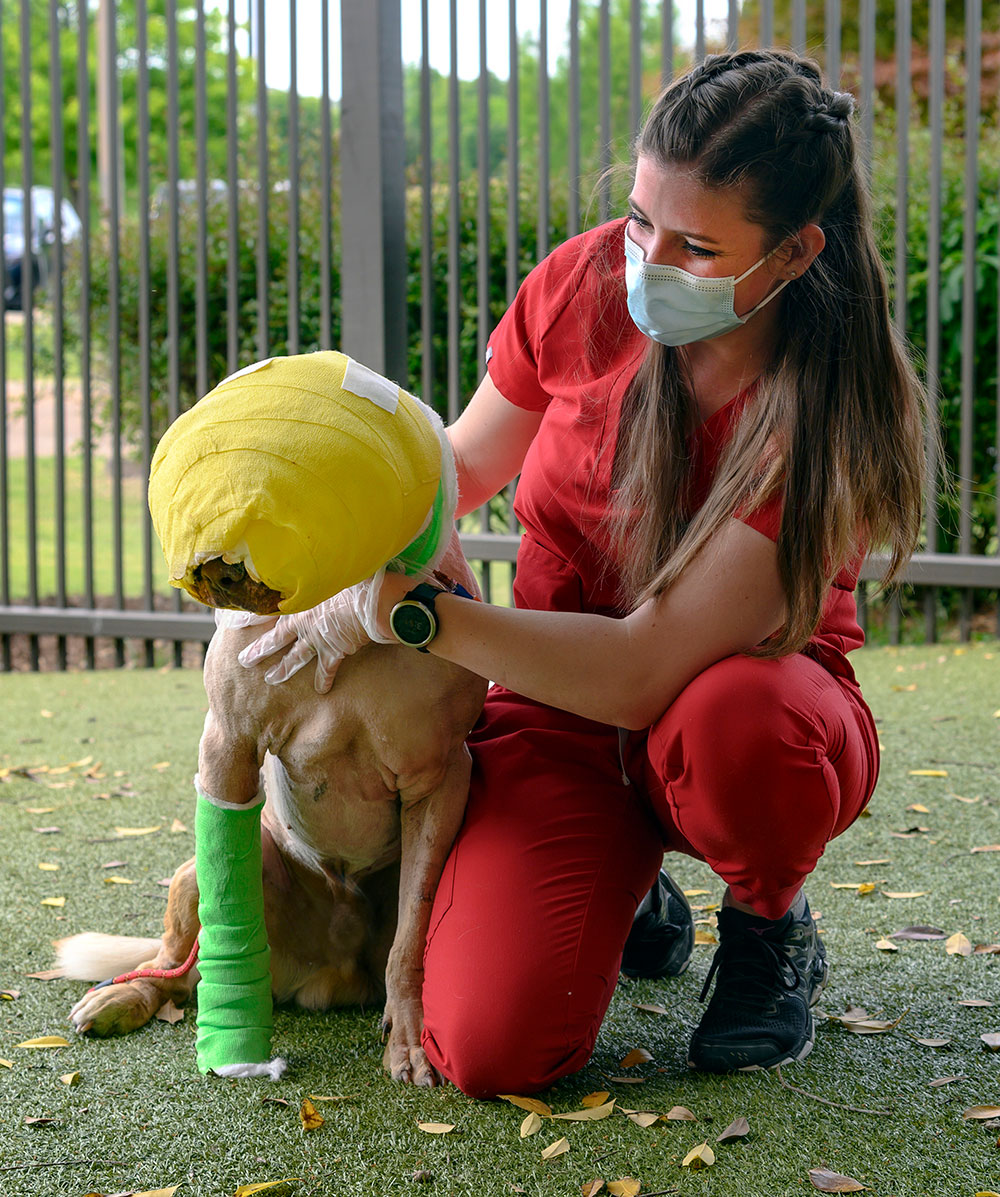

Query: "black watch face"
(391, 600), (435, 647)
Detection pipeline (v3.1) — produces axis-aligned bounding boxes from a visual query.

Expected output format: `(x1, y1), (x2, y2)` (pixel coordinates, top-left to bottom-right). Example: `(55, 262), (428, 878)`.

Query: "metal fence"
(1, 0), (998, 671)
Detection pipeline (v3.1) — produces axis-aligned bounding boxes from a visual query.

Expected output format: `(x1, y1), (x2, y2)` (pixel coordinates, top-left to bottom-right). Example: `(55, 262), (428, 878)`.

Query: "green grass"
(0, 647), (999, 1197)
(3, 455), (172, 601)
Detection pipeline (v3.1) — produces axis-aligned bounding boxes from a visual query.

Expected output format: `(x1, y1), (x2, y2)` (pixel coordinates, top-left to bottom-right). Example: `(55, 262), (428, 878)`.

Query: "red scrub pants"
(419, 650), (879, 1098)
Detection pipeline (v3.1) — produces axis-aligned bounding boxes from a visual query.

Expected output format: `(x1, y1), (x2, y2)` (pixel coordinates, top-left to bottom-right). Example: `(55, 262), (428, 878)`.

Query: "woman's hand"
(237, 570), (393, 693)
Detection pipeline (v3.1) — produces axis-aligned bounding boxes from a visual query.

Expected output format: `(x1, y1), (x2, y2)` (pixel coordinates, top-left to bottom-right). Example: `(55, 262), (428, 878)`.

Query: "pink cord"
(89, 937), (200, 991)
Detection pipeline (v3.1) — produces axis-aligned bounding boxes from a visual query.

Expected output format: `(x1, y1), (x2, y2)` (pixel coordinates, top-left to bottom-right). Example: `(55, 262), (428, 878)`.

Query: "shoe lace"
(699, 926), (803, 1005)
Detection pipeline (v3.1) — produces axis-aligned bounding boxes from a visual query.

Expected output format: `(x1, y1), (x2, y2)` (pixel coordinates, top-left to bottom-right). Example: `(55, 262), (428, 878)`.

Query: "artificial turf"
(0, 642), (998, 1196)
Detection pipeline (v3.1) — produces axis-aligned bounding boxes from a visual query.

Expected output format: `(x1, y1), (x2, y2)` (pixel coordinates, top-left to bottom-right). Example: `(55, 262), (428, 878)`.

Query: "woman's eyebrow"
(626, 196), (721, 245)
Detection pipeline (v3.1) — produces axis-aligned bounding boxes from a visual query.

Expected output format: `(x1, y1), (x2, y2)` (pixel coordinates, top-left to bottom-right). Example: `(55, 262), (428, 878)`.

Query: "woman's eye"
(684, 241), (717, 259)
(627, 210), (651, 230)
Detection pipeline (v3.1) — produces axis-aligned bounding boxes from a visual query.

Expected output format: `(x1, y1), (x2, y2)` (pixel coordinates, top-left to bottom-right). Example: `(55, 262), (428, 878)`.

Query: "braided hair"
(609, 49), (926, 657)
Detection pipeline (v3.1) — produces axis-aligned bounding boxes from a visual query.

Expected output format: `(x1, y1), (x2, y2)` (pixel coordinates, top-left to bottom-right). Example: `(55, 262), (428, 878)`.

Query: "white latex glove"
(237, 569), (394, 692)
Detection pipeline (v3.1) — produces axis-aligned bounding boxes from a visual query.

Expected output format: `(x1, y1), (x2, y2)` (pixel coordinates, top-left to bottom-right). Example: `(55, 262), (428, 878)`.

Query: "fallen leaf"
(24, 968), (64, 980)
(262, 1097), (290, 1107)
(874, 939), (899, 952)
(417, 1121), (455, 1134)
(299, 1098), (324, 1131)
(33, 826), (61, 834)
(499, 1094), (552, 1118)
(59, 1071), (81, 1085)
(633, 1003), (670, 1017)
(665, 1105), (698, 1120)
(581, 1182), (606, 1197)
(17, 1036), (69, 1048)
(607, 1180), (641, 1197)
(716, 1116), (750, 1143)
(115, 825), (162, 837)
(133, 1188), (181, 1197)
(40, 896), (66, 907)
(909, 769), (948, 777)
(101, 860), (128, 869)
(152, 761), (171, 770)
(957, 999), (994, 1007)
(170, 818), (188, 832)
(24, 1116), (57, 1126)
(25, 807), (56, 814)
(412, 1172), (434, 1184)
(683, 888), (711, 896)
(618, 1047), (653, 1068)
(906, 803), (931, 813)
(915, 1037), (952, 1048)
(890, 827), (930, 838)
(540, 1136), (570, 1159)
(974, 1192), (1000, 1197)
(0, 1059), (12, 1068)
(1, 989), (20, 1000)
(581, 1090), (611, 1107)
(963, 1106), (1000, 1120)
(981, 1033), (1000, 1051)
(155, 1000), (185, 1025)
(607, 1076), (645, 1084)
(881, 891), (928, 899)
(808, 1168), (867, 1192)
(625, 1110), (660, 1128)
(890, 926), (946, 940)
(854, 859), (890, 866)
(971, 845), (1000, 854)
(928, 1075), (966, 1086)
(37, 862), (59, 871)
(694, 929), (718, 945)
(234, 1184), (302, 1196)
(40, 708), (53, 717)
(306, 1094), (357, 1102)
(104, 876), (135, 885)
(831, 881), (870, 889)
(553, 1100), (616, 1122)
(520, 1111), (543, 1137)
(682, 1142), (716, 1169)
(975, 944), (1000, 955)
(946, 932), (973, 957)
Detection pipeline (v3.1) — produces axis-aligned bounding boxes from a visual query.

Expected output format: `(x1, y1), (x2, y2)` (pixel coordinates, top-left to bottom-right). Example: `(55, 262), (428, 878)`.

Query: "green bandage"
(194, 782), (279, 1077)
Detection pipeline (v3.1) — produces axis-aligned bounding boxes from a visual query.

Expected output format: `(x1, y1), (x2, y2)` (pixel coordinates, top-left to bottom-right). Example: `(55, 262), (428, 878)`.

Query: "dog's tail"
(54, 933), (163, 981)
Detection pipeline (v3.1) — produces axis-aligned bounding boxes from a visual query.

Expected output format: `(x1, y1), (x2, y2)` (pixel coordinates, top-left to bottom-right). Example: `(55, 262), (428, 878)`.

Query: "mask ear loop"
(735, 243), (797, 321)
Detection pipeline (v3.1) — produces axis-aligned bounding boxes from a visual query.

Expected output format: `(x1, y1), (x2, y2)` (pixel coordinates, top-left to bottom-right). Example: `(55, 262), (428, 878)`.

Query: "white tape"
(218, 357), (277, 386)
(342, 356), (399, 414)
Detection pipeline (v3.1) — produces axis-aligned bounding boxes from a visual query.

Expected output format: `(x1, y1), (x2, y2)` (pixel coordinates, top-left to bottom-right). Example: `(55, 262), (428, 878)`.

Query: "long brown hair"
(608, 49), (926, 656)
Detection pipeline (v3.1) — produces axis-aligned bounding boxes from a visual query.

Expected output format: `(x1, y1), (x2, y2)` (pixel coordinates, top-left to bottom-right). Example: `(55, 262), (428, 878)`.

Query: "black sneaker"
(687, 895), (828, 1072)
(620, 868), (694, 979)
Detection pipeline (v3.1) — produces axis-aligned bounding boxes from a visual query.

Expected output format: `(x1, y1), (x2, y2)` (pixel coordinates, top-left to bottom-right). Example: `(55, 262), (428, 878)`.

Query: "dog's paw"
(68, 982), (160, 1037)
(381, 1000), (441, 1087)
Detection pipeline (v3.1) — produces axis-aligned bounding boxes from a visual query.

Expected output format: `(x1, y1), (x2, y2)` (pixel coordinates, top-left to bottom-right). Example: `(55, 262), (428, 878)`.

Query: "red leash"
(89, 937), (200, 991)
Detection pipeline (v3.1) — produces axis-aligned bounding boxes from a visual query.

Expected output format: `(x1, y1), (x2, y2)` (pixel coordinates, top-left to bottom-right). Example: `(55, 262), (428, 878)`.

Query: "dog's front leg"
(382, 743), (473, 1086)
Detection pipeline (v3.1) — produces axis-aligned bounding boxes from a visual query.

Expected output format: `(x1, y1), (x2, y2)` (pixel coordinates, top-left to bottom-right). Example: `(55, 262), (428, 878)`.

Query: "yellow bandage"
(148, 352), (443, 613)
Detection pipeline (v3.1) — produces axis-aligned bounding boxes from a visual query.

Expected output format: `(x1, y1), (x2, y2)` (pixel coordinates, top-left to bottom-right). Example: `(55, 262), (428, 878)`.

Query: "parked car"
(3, 186), (83, 311)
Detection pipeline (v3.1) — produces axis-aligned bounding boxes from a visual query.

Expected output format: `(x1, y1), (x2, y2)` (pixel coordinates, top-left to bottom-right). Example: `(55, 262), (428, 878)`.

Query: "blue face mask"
(624, 224), (790, 347)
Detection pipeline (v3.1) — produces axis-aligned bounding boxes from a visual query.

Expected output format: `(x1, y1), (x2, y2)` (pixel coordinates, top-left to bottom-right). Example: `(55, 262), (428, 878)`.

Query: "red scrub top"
(485, 218), (865, 682)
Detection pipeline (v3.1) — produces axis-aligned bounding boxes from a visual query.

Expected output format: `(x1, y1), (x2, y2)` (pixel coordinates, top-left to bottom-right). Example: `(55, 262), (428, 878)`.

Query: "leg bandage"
(194, 779), (285, 1079)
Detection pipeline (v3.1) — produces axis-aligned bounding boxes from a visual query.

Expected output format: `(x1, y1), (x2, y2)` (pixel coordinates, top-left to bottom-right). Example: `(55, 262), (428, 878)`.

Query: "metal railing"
(1, 0), (998, 670)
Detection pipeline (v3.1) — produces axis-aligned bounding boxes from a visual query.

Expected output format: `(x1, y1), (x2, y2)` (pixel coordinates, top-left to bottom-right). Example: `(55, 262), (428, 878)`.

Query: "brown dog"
(57, 562), (486, 1086)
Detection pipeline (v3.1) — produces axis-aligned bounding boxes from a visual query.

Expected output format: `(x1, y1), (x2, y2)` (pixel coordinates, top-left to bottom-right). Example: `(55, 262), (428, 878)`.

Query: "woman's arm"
(379, 517), (788, 730)
(449, 373), (545, 518)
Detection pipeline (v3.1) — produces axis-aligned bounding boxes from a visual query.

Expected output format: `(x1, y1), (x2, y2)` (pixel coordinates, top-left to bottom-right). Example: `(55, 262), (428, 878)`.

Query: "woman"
(245, 49), (926, 1095)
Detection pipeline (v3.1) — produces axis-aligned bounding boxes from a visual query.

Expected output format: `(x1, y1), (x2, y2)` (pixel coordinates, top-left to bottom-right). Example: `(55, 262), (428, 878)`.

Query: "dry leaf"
(59, 1071), (81, 1085)
(683, 888), (711, 896)
(553, 1100), (616, 1122)
(607, 1076), (645, 1084)
(855, 858), (890, 866)
(307, 1094), (357, 1102)
(957, 999), (994, 1007)
(881, 891), (928, 899)
(581, 1182), (606, 1197)
(520, 1111), (543, 1138)
(0, 1059), (13, 1068)
(102, 860), (127, 869)
(24, 968), (64, 980)
(25, 807), (56, 814)
(1, 990), (19, 1000)
(946, 932), (973, 956)
(37, 862), (59, 871)
(694, 929), (718, 944)
(607, 1180), (641, 1197)
(682, 1142), (716, 1169)
(971, 845), (1000, 853)
(299, 1098), (324, 1131)
(234, 1184), (302, 1196)
(540, 1136), (570, 1159)
(928, 1075), (966, 1086)
(618, 1047), (653, 1068)
(632, 1002), (669, 1015)
(581, 1090), (611, 1107)
(24, 1116), (57, 1126)
(154, 1000), (185, 1025)
(625, 1111), (660, 1128)
(981, 1033), (1000, 1051)
(170, 818), (188, 832)
(132, 1189), (179, 1197)
(115, 824), (162, 837)
(17, 1036), (69, 1048)
(40, 897), (65, 908)
(716, 1116), (751, 1143)
(665, 1105), (698, 1120)
(915, 1037), (952, 1048)
(890, 926), (946, 940)
(874, 939), (899, 952)
(33, 826), (61, 834)
(974, 1192), (1000, 1197)
(499, 1094), (552, 1118)
(856, 883), (876, 896)
(906, 803), (931, 813)
(962, 1106), (1000, 1120)
(974, 944), (1000, 955)
(909, 769), (947, 777)
(416, 1121), (455, 1134)
(808, 1168), (867, 1192)
(105, 876), (135, 885)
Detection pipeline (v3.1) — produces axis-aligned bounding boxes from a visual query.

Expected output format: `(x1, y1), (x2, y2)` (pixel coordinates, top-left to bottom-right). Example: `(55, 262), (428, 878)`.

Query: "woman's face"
(626, 155), (788, 320)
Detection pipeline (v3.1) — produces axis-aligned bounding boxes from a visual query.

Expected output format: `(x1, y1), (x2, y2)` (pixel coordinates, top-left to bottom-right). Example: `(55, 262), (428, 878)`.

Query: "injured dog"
(56, 552), (486, 1086)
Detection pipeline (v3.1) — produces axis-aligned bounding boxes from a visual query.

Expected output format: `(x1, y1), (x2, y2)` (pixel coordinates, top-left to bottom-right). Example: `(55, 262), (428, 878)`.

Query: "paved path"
(5, 378), (116, 460)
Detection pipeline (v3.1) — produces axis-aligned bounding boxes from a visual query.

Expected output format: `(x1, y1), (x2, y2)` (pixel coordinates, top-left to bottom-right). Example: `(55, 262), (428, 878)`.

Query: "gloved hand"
(237, 569), (394, 692)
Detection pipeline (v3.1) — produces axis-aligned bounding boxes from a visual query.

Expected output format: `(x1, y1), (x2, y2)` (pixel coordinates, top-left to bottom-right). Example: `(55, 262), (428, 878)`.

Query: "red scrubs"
(419, 219), (879, 1097)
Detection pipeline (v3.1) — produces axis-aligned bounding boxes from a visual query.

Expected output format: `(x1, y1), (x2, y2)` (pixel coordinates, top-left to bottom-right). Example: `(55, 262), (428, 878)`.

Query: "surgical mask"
(624, 224), (790, 347)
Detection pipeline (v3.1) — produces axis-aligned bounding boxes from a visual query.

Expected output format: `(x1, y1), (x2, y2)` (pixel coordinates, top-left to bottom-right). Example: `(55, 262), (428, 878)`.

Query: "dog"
(56, 546), (487, 1087)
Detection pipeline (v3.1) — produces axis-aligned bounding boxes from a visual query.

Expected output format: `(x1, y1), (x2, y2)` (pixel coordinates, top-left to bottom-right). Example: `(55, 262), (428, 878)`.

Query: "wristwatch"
(388, 580), (474, 652)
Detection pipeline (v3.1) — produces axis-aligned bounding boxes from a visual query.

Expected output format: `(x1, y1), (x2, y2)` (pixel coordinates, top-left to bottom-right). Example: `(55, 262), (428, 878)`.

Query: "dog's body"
(58, 569), (486, 1085)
